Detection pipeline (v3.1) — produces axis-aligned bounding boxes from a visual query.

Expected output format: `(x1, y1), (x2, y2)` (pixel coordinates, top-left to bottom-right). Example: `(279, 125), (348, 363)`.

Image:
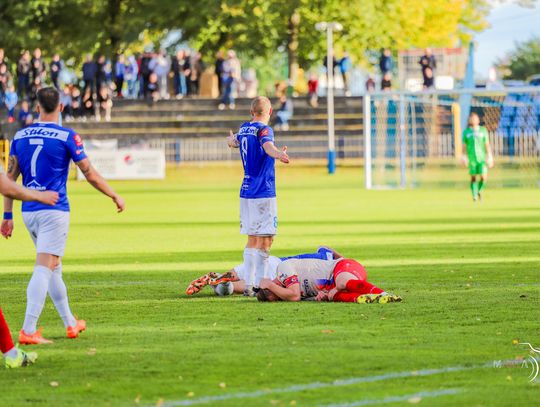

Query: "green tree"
(497, 37), (540, 80)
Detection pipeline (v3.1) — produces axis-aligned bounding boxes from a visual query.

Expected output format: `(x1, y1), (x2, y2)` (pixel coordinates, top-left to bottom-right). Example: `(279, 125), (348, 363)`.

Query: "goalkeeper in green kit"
(461, 112), (494, 201)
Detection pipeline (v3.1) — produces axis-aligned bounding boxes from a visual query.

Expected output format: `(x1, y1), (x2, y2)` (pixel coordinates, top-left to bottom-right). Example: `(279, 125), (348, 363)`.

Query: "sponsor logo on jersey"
(260, 128), (269, 137)
(74, 134), (83, 146)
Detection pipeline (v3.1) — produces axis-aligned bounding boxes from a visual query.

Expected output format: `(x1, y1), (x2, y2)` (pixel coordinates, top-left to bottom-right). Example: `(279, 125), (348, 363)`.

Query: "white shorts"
(239, 197), (277, 236)
(22, 210), (70, 257)
(234, 255), (282, 281)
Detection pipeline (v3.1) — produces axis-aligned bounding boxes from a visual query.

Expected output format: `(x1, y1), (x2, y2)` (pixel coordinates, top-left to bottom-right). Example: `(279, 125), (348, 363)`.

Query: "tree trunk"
(107, 0), (123, 61)
(287, 10), (300, 85)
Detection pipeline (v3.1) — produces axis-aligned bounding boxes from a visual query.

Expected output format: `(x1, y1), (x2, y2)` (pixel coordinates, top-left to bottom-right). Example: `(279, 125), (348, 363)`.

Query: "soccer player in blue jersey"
(1, 87), (125, 345)
(227, 96), (289, 296)
(185, 246), (343, 296)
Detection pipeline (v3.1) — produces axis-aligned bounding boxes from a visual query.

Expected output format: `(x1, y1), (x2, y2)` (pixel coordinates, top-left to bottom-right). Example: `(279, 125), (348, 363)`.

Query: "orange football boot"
(209, 272), (238, 286)
(19, 328), (53, 345)
(67, 319), (87, 339)
(185, 273), (216, 295)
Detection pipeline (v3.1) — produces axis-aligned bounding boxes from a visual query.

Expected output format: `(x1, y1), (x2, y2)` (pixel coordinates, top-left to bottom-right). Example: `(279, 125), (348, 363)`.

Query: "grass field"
(1, 164), (539, 407)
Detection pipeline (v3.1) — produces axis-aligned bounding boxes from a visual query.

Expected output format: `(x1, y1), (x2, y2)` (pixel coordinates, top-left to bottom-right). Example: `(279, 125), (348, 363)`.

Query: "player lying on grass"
(227, 96), (289, 296)
(185, 246), (343, 296)
(256, 257), (402, 304)
(461, 111), (494, 201)
(1, 154), (58, 368)
(2, 87), (125, 345)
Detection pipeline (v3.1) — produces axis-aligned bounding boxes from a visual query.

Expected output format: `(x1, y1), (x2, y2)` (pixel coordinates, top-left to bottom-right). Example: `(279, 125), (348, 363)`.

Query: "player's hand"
(259, 278), (272, 290)
(1, 219), (14, 239)
(112, 195), (125, 213)
(37, 191), (59, 206)
(227, 130), (239, 148)
(460, 155), (468, 167)
(315, 291), (329, 302)
(327, 288), (338, 302)
(488, 154), (494, 169)
(278, 146), (289, 164)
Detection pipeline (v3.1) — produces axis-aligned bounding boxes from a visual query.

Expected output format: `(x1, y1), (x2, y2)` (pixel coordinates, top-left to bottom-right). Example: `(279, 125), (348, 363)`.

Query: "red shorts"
(333, 259), (367, 282)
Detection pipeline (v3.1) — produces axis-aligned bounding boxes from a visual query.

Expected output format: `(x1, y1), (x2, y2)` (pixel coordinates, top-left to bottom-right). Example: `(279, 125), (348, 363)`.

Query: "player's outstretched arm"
(259, 278), (301, 301)
(460, 143), (468, 167)
(75, 158), (125, 213)
(262, 142), (289, 163)
(227, 130), (240, 148)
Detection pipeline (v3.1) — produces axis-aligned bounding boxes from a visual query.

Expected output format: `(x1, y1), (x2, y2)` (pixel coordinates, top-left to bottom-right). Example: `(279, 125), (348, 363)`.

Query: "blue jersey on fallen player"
(10, 122), (88, 212)
(280, 247), (335, 262)
(236, 121), (275, 199)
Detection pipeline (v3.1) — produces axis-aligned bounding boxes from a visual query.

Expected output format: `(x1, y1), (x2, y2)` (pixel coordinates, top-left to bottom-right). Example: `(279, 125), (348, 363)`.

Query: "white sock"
(22, 265), (53, 335)
(254, 249), (270, 286)
(48, 264), (77, 328)
(4, 347), (18, 358)
(243, 248), (258, 288)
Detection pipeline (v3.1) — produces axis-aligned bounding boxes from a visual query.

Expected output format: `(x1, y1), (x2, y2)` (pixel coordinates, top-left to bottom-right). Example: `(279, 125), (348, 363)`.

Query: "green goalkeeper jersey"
(463, 126), (489, 163)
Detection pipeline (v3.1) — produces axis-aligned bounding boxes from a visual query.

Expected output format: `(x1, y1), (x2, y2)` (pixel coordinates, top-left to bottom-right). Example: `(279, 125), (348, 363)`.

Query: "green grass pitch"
(0, 164), (539, 406)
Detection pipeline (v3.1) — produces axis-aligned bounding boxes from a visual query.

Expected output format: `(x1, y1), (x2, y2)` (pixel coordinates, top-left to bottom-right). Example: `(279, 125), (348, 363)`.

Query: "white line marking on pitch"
(157, 359), (520, 407)
(319, 388), (462, 407)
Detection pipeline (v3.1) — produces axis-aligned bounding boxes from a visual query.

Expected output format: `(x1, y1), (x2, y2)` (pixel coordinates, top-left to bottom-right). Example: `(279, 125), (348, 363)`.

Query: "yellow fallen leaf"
(187, 392), (195, 397)
(156, 398), (164, 407)
(219, 382), (226, 389)
(49, 381), (59, 387)
(408, 396), (422, 404)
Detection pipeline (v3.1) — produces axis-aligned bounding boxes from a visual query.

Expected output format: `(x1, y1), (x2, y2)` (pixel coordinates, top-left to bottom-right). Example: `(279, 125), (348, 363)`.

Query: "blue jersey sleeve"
(258, 126), (274, 145)
(9, 139), (18, 156)
(66, 132), (88, 163)
(280, 247), (334, 261)
(317, 247), (334, 260)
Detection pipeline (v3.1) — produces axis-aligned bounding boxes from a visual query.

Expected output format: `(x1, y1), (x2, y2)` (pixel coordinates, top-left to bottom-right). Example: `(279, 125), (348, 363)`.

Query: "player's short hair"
(251, 96), (272, 116)
(469, 111), (480, 119)
(256, 288), (280, 302)
(37, 86), (60, 114)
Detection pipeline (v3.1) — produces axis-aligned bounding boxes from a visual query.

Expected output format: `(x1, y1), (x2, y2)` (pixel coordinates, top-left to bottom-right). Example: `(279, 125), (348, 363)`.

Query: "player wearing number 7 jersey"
(227, 96), (289, 296)
(1, 87), (125, 345)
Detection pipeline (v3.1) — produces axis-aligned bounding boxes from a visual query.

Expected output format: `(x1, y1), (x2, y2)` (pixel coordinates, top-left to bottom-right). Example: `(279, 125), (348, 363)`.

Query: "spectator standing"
(219, 50), (241, 110)
(114, 54), (126, 97)
(95, 55), (107, 92)
(125, 55), (139, 99)
(275, 94), (294, 131)
(18, 100), (31, 128)
(0, 63), (10, 104)
(215, 50), (225, 96)
(339, 51), (352, 96)
(30, 48), (46, 84)
(172, 50), (187, 99)
(82, 54), (97, 95)
(381, 72), (392, 91)
(307, 72), (319, 107)
(146, 72), (159, 103)
(49, 53), (62, 89)
(379, 49), (393, 75)
(4, 85), (18, 123)
(182, 50), (193, 95)
(17, 51), (31, 100)
(140, 51), (153, 99)
(419, 48), (436, 87)
(153, 49), (171, 99)
(188, 52), (204, 97)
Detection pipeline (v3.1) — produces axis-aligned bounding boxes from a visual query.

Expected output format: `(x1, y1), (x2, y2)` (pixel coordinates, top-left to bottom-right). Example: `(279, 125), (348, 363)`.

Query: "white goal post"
(363, 87), (540, 189)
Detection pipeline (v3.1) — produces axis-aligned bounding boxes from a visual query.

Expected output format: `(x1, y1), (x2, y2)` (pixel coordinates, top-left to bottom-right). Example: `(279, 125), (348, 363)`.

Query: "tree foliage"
(0, 0), (492, 77)
(497, 37), (540, 80)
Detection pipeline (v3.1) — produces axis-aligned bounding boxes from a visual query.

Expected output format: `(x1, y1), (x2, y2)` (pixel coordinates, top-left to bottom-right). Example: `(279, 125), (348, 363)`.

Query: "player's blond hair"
(250, 96), (272, 116)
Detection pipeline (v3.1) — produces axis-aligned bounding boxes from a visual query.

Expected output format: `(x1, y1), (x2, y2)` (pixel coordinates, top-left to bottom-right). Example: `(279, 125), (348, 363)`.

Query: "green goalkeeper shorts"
(468, 162), (488, 176)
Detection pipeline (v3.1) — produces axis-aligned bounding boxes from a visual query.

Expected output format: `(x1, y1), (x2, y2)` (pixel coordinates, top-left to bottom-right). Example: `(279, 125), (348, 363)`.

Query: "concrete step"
(107, 106), (362, 117)
(74, 117), (362, 131)
(112, 96), (363, 111)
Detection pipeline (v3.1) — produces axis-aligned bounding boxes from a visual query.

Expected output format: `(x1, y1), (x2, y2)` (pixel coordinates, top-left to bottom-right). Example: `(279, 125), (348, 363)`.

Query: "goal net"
(363, 88), (540, 189)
